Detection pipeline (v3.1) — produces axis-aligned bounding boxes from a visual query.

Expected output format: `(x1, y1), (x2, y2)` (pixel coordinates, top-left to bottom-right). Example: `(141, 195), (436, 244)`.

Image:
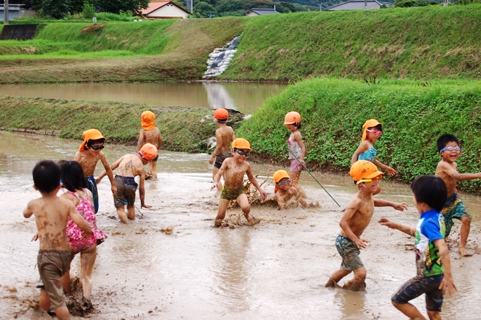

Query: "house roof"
(246, 8), (279, 15)
(326, 0), (384, 10)
(140, 0), (191, 16)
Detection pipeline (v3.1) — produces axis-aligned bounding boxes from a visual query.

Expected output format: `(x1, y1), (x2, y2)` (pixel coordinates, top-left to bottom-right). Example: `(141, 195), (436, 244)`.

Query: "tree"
(193, 1), (217, 17)
(93, 0), (150, 14)
(40, 0), (70, 19)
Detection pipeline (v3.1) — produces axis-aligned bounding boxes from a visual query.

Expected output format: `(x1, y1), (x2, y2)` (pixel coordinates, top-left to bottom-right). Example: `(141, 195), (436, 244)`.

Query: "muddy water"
(1, 131), (480, 320)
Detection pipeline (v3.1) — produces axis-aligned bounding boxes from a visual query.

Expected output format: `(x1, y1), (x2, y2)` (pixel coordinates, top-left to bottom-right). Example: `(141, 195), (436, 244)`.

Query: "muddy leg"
(343, 267), (367, 291)
(458, 216), (472, 256)
(214, 199), (229, 227)
(80, 245), (97, 299)
(325, 269), (351, 287)
(237, 194), (258, 226)
(150, 161), (158, 179)
(127, 204), (136, 221)
(39, 288), (51, 312)
(116, 206), (128, 223)
(54, 305), (70, 320)
(392, 301), (426, 320)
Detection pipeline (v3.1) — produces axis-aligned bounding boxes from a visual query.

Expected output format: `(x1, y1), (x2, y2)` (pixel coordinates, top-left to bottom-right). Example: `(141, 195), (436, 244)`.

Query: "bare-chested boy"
(209, 108), (235, 190)
(98, 143), (158, 223)
(325, 160), (407, 291)
(24, 160), (92, 320)
(136, 111), (162, 179)
(435, 133), (481, 256)
(272, 169), (319, 209)
(74, 129), (117, 213)
(212, 138), (267, 227)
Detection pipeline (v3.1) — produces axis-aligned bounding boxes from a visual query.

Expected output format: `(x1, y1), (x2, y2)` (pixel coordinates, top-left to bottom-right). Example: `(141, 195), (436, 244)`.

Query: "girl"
(59, 160), (107, 299)
(285, 111), (306, 185)
(351, 119), (396, 176)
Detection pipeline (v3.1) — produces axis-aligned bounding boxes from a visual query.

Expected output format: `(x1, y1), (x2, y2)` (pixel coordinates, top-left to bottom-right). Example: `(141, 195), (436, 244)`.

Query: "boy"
(74, 129), (117, 213)
(209, 108), (235, 190)
(325, 160), (407, 291)
(379, 175), (457, 320)
(273, 169), (319, 209)
(136, 111), (163, 179)
(212, 138), (267, 227)
(98, 143), (158, 223)
(24, 160), (92, 320)
(435, 133), (481, 257)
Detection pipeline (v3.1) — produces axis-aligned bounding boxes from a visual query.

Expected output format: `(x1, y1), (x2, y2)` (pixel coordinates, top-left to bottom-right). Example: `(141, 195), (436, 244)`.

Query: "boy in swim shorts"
(435, 133), (481, 256)
(212, 138), (267, 227)
(379, 175), (457, 319)
(24, 160), (92, 319)
(325, 160), (407, 291)
(209, 108), (235, 190)
(137, 111), (163, 179)
(74, 129), (117, 213)
(98, 143), (158, 223)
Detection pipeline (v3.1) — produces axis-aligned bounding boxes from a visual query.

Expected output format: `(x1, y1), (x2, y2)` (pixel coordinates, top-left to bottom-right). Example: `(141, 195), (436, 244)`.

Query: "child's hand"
(111, 185), (117, 196)
(355, 238), (368, 249)
(385, 166), (397, 176)
(82, 230), (92, 242)
(393, 202), (408, 211)
(378, 217), (395, 228)
(258, 188), (267, 200)
(31, 233), (38, 242)
(209, 156), (214, 165)
(439, 276), (457, 296)
(211, 182), (219, 190)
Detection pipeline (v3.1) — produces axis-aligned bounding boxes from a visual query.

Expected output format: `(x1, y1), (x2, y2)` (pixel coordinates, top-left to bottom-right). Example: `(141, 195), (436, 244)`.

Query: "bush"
(82, 1), (96, 19)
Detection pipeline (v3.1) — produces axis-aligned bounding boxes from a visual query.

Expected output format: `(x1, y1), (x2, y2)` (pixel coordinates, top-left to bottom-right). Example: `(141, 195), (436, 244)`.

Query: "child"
(285, 111), (306, 185)
(24, 160), (92, 320)
(98, 143), (158, 223)
(212, 138), (267, 227)
(435, 133), (481, 256)
(273, 169), (319, 209)
(74, 128), (117, 213)
(136, 111), (163, 179)
(58, 160), (107, 299)
(325, 160), (407, 291)
(209, 108), (235, 190)
(351, 119), (396, 176)
(379, 175), (457, 320)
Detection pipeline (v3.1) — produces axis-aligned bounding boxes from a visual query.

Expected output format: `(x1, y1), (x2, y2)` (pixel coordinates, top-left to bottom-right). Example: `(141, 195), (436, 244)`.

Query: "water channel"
(1, 131), (480, 320)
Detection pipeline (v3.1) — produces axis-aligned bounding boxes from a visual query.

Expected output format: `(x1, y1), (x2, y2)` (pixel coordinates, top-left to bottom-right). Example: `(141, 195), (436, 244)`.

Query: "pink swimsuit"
(66, 189), (107, 253)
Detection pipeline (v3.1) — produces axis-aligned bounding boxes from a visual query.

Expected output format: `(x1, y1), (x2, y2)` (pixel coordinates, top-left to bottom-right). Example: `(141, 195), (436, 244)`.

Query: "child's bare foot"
(214, 219), (223, 228)
(247, 218), (260, 226)
(458, 247), (473, 257)
(325, 278), (340, 288)
(343, 280), (366, 291)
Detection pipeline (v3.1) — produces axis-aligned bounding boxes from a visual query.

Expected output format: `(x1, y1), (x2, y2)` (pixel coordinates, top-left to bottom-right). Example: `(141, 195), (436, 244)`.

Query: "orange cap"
(139, 143), (158, 161)
(361, 119), (382, 141)
(349, 160), (383, 182)
(232, 138), (251, 150)
(78, 129), (106, 152)
(284, 111), (301, 124)
(214, 108), (229, 121)
(273, 170), (290, 183)
(141, 111), (156, 131)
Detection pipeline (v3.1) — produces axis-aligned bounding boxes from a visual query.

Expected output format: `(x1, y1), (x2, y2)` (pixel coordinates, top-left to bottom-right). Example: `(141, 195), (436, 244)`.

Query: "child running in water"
(209, 108), (235, 190)
(435, 133), (481, 256)
(272, 170), (319, 209)
(212, 138), (267, 227)
(351, 119), (396, 176)
(74, 129), (117, 213)
(285, 111), (306, 185)
(24, 160), (92, 319)
(136, 111), (163, 179)
(58, 160), (107, 299)
(379, 175), (457, 320)
(325, 160), (407, 291)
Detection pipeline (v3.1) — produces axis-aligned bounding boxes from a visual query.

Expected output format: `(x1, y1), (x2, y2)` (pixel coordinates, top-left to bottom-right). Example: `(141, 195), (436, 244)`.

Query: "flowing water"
(1, 132), (480, 320)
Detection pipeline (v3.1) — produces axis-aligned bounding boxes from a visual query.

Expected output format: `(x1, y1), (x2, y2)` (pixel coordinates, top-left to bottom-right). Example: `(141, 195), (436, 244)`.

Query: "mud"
(1, 131), (481, 320)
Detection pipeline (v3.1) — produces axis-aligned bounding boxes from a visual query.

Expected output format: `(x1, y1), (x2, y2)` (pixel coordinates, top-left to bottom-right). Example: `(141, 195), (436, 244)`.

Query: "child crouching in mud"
(212, 138), (267, 227)
(325, 160), (407, 291)
(272, 169), (319, 209)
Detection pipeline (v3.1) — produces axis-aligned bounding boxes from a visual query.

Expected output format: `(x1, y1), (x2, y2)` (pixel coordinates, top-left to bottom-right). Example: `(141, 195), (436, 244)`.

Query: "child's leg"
(150, 161), (158, 179)
(214, 199), (229, 227)
(392, 301), (426, 320)
(325, 268), (351, 287)
(39, 288), (51, 312)
(80, 245), (97, 299)
(290, 171), (301, 185)
(127, 204), (136, 220)
(237, 194), (259, 225)
(342, 266), (367, 291)
(54, 305), (70, 320)
(427, 311), (441, 320)
(458, 215), (471, 256)
(116, 206), (128, 223)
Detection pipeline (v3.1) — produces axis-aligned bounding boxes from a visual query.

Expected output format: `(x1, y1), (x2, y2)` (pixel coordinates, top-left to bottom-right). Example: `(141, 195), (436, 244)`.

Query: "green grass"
(238, 77), (481, 192)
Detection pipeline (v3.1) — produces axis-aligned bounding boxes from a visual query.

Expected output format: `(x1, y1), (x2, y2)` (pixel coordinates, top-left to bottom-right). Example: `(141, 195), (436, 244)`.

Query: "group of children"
(24, 107), (478, 319)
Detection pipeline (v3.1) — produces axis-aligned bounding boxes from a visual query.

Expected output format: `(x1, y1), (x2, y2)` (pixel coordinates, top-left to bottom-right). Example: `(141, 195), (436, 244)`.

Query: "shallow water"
(1, 131), (480, 320)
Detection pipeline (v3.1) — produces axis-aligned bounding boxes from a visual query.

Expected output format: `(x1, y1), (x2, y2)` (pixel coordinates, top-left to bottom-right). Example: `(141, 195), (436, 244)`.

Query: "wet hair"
(410, 175), (447, 212)
(86, 138), (105, 148)
(436, 134), (459, 152)
(58, 160), (87, 192)
(32, 160), (60, 193)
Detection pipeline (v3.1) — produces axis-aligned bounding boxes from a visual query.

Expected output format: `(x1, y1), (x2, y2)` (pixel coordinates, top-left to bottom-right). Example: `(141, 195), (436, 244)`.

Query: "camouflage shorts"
(335, 235), (364, 270)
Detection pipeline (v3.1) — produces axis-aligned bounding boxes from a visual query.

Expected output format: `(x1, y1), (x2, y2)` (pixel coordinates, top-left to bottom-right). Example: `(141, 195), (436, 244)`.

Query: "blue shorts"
(335, 235), (363, 270)
(392, 274), (444, 312)
(86, 175), (99, 213)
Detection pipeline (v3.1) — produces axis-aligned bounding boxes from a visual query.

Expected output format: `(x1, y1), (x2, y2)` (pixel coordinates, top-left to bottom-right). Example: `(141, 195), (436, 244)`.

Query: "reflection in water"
(0, 82), (286, 114)
(336, 290), (367, 320)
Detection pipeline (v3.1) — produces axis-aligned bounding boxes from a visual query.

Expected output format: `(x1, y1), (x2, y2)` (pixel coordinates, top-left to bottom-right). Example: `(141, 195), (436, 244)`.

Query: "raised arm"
(374, 199), (408, 211)
(378, 217), (415, 236)
(373, 159), (397, 176)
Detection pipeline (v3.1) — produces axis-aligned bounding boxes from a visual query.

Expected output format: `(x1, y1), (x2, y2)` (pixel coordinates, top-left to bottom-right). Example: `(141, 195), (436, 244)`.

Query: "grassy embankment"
(239, 78), (481, 192)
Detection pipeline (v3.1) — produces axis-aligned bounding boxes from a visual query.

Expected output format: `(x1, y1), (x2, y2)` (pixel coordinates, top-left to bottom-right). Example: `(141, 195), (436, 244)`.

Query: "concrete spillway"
(203, 35), (241, 79)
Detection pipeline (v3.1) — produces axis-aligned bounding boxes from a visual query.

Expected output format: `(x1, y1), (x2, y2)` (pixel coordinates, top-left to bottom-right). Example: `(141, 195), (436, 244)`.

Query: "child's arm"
(156, 130), (163, 150)
(138, 169), (151, 208)
(23, 202), (34, 219)
(98, 154), (117, 195)
(275, 193), (286, 210)
(293, 131), (306, 163)
(351, 141), (370, 164)
(97, 156), (121, 183)
(373, 159), (397, 176)
(433, 239), (457, 296)
(374, 199), (408, 211)
(136, 129), (145, 152)
(68, 203), (92, 240)
(246, 165), (267, 199)
(378, 217), (415, 236)
(340, 199), (368, 249)
(212, 161), (226, 190)
(439, 161), (481, 181)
